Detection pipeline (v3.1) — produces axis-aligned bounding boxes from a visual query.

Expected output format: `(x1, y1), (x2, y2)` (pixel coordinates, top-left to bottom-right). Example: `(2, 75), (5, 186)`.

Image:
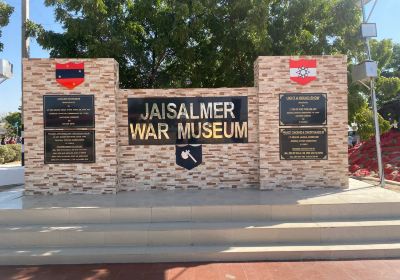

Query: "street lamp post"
(21, 0), (30, 166)
(358, 0), (385, 187)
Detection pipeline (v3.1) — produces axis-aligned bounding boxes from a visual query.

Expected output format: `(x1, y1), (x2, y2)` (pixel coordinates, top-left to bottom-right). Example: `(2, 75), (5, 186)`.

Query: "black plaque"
(128, 96), (248, 145)
(176, 144), (202, 170)
(279, 93), (327, 125)
(45, 130), (95, 164)
(280, 128), (328, 160)
(43, 95), (95, 128)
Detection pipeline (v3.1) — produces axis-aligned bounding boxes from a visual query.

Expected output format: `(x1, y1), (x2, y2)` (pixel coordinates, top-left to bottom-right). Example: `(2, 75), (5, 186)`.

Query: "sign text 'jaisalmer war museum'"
(23, 56), (348, 194)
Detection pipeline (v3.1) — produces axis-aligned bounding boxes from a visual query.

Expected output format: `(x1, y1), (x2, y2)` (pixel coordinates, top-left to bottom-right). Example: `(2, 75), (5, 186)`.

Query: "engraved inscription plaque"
(279, 93), (327, 125)
(43, 95), (95, 128)
(44, 130), (95, 163)
(280, 128), (327, 160)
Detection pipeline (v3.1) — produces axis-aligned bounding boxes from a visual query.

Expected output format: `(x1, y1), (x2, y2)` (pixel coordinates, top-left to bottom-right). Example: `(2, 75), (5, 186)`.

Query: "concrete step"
(1, 220), (400, 248)
(1, 202), (400, 225)
(1, 243), (400, 265)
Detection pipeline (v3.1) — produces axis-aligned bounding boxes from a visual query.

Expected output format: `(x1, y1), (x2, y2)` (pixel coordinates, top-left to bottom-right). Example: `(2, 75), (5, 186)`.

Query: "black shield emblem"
(176, 145), (202, 170)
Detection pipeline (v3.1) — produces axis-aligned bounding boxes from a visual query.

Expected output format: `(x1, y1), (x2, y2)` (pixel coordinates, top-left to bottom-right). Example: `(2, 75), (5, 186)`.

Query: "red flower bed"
(349, 128), (400, 182)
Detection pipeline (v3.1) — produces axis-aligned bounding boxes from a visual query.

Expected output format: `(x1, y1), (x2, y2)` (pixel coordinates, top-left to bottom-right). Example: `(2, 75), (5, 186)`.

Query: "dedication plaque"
(280, 128), (327, 160)
(279, 93), (327, 125)
(43, 95), (95, 128)
(45, 130), (95, 163)
(128, 96), (248, 145)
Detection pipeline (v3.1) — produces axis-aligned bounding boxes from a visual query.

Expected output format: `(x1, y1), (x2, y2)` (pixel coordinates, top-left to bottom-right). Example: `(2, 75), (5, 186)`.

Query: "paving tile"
(1, 260), (400, 280)
(241, 262), (273, 280)
(216, 262), (248, 280)
(193, 263), (221, 280)
(166, 265), (195, 280)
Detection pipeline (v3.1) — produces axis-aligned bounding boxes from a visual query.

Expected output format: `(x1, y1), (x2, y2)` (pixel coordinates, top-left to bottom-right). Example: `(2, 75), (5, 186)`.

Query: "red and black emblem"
(55, 62), (84, 89)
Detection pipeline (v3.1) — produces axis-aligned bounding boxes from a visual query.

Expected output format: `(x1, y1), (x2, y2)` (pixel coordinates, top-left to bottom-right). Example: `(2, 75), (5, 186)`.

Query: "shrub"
(7, 144), (21, 161)
(0, 144), (21, 164)
(354, 105), (391, 141)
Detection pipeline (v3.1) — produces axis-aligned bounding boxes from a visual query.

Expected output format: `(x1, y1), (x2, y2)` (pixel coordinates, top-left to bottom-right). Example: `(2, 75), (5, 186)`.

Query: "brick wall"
(23, 55), (348, 194)
(255, 56), (348, 189)
(23, 58), (119, 194)
(116, 88), (259, 191)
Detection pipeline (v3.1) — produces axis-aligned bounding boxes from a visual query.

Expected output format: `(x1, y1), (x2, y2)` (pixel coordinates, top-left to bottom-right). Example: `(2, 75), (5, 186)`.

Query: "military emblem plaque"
(176, 145), (202, 170)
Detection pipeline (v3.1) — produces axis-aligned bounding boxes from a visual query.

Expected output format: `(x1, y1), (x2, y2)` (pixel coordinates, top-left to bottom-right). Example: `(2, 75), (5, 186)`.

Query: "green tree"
(0, 0), (14, 52)
(354, 105), (391, 141)
(2, 112), (21, 136)
(350, 39), (400, 118)
(369, 40), (400, 108)
(267, 0), (362, 57)
(28, 0), (362, 88)
(348, 89), (367, 123)
(369, 39), (393, 70)
(382, 43), (400, 78)
(375, 76), (400, 107)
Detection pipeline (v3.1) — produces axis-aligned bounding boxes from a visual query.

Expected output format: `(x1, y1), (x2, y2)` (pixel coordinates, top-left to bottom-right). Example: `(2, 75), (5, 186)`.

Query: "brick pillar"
(23, 58), (119, 194)
(254, 56), (348, 190)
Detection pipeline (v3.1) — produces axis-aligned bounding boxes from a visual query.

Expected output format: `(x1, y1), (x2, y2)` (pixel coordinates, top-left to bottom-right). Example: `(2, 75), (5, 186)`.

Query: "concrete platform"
(2, 178), (400, 210)
(0, 166), (24, 187)
(1, 178), (400, 265)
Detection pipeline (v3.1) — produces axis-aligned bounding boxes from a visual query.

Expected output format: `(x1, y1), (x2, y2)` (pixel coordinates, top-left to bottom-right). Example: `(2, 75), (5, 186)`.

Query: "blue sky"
(0, 0), (399, 115)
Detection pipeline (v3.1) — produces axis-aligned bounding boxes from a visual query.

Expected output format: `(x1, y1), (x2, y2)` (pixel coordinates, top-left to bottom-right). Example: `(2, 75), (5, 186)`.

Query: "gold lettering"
(200, 103), (212, 118)
(191, 123), (201, 138)
(166, 103), (177, 119)
(223, 122), (234, 138)
(177, 104), (189, 119)
(202, 122), (212, 138)
(158, 123), (169, 139)
(235, 122), (248, 138)
(224, 102), (235, 118)
(140, 103), (149, 120)
(160, 103), (166, 119)
(177, 123), (191, 139)
(149, 103), (161, 119)
(130, 123), (146, 139)
(213, 102), (223, 118)
(213, 122), (223, 138)
(146, 124), (157, 139)
(189, 103), (199, 119)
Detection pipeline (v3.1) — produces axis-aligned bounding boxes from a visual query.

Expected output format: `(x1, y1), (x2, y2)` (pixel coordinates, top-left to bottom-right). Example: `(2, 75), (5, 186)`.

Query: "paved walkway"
(0, 260), (399, 279)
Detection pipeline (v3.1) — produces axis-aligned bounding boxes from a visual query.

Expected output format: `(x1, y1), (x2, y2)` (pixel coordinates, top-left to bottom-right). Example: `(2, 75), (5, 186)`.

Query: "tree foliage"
(368, 40), (400, 108)
(2, 112), (21, 136)
(354, 105), (391, 141)
(376, 76), (400, 107)
(350, 39), (400, 120)
(0, 0), (14, 52)
(348, 89), (367, 123)
(383, 43), (400, 78)
(28, 0), (362, 88)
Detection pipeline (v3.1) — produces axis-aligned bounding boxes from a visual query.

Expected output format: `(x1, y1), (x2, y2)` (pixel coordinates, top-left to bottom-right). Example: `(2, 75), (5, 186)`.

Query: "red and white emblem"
(289, 59), (317, 85)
